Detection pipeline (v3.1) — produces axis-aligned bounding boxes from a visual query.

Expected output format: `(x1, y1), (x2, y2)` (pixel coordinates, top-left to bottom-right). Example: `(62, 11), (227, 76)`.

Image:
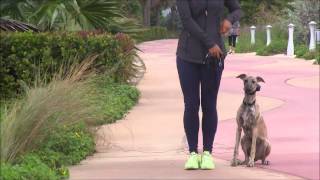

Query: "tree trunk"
(154, 7), (161, 26)
(142, 0), (151, 27)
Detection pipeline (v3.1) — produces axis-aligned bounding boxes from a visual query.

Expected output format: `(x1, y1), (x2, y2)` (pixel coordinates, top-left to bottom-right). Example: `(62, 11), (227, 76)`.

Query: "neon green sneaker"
(184, 152), (200, 170)
(200, 151), (215, 170)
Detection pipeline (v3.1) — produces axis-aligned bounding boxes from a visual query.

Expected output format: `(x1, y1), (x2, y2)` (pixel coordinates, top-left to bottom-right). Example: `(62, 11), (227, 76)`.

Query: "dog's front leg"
(231, 126), (242, 166)
(247, 127), (258, 167)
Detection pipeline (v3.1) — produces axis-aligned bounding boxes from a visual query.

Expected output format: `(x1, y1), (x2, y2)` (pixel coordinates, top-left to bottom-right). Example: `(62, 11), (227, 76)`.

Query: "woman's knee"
(184, 100), (200, 113)
(201, 105), (217, 116)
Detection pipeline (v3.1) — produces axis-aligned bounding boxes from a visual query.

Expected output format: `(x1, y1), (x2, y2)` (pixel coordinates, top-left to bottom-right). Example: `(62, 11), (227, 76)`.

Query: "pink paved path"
(213, 53), (320, 180)
(70, 40), (319, 180)
(139, 40), (319, 179)
(215, 54), (319, 179)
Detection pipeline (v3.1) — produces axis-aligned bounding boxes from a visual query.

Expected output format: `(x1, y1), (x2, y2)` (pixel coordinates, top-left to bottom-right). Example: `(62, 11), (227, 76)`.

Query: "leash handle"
(205, 53), (223, 67)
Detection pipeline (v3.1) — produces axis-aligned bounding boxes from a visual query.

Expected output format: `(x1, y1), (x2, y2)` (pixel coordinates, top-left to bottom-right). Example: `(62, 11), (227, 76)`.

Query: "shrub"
(37, 122), (95, 165)
(232, 25), (288, 56)
(256, 39), (287, 56)
(92, 77), (140, 125)
(114, 33), (145, 83)
(0, 56), (140, 179)
(315, 54), (320, 65)
(34, 122), (95, 178)
(134, 26), (177, 42)
(295, 44), (320, 63)
(1, 154), (58, 180)
(302, 51), (318, 60)
(0, 77), (140, 179)
(295, 45), (308, 58)
(255, 26), (287, 56)
(232, 27), (265, 53)
(0, 74), (139, 179)
(0, 32), (139, 99)
(0, 57), (101, 163)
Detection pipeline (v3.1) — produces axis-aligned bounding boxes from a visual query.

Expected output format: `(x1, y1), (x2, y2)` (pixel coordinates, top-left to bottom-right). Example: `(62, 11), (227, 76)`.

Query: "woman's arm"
(176, 0), (215, 50)
(224, 0), (243, 23)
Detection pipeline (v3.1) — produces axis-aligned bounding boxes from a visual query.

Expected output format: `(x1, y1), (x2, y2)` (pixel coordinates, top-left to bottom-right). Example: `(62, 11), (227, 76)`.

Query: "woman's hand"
(220, 19), (232, 36)
(209, 44), (223, 59)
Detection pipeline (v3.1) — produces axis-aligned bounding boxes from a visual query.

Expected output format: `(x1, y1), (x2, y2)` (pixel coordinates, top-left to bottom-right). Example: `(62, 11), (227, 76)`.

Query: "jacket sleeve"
(224, 0), (243, 23)
(176, 0), (215, 50)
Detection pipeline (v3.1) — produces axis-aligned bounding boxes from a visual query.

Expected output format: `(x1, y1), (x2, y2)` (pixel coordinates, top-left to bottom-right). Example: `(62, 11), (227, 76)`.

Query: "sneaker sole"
(200, 167), (215, 170)
(184, 167), (200, 170)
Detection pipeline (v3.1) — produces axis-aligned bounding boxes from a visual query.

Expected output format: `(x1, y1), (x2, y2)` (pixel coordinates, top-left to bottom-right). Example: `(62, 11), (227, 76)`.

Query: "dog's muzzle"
(245, 84), (261, 95)
(256, 84), (261, 92)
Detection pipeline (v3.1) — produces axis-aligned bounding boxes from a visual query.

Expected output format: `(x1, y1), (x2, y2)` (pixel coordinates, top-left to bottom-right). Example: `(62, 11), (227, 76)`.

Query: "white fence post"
(309, 21), (317, 51)
(250, 26), (256, 45)
(316, 29), (320, 45)
(287, 23), (295, 56)
(266, 25), (272, 46)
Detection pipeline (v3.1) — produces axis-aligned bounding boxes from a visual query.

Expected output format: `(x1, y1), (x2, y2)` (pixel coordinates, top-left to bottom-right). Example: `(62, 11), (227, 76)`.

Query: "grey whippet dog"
(231, 74), (271, 167)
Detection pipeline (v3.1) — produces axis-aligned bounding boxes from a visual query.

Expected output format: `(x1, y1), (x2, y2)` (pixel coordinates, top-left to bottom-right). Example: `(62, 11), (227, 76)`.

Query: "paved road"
(214, 52), (319, 180)
(69, 40), (319, 180)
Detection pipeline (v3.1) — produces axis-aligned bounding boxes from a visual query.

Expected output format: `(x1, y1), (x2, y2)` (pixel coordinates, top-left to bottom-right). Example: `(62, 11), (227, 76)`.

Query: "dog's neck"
(243, 94), (256, 106)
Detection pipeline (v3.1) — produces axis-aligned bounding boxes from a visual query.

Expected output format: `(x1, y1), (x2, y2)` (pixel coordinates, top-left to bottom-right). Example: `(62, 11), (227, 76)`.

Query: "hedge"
(0, 32), (137, 99)
(134, 27), (178, 43)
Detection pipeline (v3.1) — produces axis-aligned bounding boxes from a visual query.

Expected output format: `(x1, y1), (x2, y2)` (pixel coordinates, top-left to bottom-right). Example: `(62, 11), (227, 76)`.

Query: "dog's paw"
(247, 161), (255, 167)
(241, 160), (248, 165)
(262, 160), (270, 165)
(230, 159), (239, 167)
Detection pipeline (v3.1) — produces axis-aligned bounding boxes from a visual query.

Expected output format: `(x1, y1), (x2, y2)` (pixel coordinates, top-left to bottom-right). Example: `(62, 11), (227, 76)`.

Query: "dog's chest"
(241, 106), (256, 131)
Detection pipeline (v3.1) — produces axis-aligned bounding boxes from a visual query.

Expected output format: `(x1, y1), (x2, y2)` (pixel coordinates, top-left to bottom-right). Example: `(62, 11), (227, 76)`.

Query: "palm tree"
(0, 0), (124, 31)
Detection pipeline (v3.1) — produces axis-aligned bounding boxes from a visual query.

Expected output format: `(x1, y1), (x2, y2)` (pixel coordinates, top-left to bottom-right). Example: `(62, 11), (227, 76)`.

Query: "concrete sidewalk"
(69, 40), (318, 180)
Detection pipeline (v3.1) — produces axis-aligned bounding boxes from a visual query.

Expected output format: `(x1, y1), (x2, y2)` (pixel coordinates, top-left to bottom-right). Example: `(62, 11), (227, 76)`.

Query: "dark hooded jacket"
(176, 0), (242, 64)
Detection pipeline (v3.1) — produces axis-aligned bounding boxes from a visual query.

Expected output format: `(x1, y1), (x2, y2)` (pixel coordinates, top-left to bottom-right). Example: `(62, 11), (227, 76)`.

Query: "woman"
(228, 21), (240, 54)
(176, 0), (242, 170)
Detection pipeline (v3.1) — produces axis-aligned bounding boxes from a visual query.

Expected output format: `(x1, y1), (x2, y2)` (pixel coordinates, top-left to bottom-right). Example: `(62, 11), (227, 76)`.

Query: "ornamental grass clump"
(0, 55), (101, 163)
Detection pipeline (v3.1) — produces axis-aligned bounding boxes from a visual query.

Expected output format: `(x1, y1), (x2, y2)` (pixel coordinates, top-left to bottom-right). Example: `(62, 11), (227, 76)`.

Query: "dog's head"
(236, 74), (265, 94)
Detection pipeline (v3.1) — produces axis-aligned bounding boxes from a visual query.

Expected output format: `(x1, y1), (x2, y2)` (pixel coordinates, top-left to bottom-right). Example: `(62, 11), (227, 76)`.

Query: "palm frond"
(0, 18), (39, 32)
(1, 0), (141, 32)
(70, 0), (122, 30)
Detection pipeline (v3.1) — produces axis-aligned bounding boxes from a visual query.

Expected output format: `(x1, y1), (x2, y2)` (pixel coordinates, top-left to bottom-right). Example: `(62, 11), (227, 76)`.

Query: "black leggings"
(228, 35), (237, 47)
(176, 57), (224, 153)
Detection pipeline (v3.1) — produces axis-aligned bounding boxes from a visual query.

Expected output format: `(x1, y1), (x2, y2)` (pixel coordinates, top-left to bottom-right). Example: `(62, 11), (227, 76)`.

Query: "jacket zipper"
(203, 0), (208, 65)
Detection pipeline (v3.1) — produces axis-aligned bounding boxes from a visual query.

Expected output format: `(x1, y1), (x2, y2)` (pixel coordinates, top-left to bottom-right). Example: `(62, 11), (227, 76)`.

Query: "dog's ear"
(236, 74), (247, 80)
(256, 76), (265, 83)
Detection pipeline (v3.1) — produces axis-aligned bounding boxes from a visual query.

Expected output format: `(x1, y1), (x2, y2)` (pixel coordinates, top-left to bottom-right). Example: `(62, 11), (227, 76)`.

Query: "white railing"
(249, 21), (318, 56)
(315, 29), (320, 45)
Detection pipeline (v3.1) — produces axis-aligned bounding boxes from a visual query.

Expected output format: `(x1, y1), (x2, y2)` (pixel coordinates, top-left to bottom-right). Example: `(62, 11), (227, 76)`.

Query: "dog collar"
(245, 91), (256, 95)
(243, 100), (256, 106)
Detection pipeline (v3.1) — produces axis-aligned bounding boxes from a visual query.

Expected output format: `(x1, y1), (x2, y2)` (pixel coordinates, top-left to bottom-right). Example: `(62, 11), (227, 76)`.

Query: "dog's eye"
(253, 81), (256, 84)
(244, 80), (248, 83)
